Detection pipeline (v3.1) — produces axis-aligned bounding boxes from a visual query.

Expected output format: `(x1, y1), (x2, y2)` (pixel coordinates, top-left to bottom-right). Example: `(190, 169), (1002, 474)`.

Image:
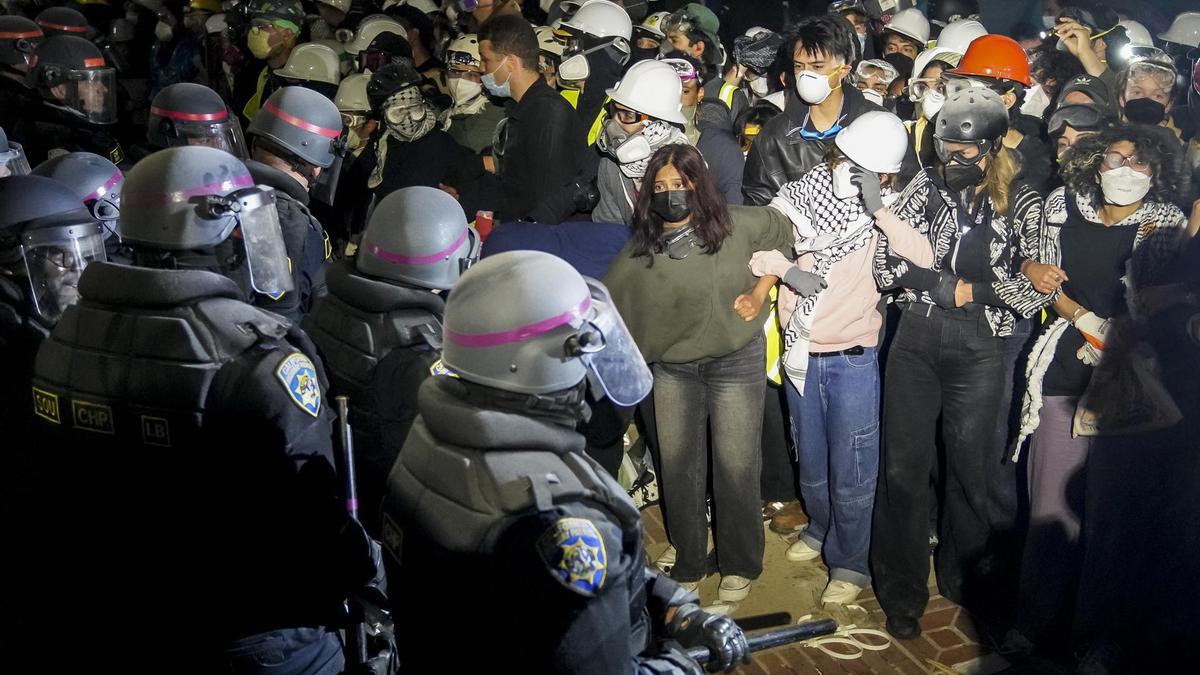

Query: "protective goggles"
(933, 137), (992, 165)
(607, 102), (652, 125)
(659, 57), (698, 82)
(909, 78), (946, 100)
(1047, 103), (1105, 136)
(446, 50), (479, 68)
(340, 112), (368, 128)
(797, 112), (845, 140)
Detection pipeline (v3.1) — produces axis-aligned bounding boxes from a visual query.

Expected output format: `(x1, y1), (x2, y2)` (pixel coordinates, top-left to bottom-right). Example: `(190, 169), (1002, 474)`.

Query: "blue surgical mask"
(481, 58), (511, 98)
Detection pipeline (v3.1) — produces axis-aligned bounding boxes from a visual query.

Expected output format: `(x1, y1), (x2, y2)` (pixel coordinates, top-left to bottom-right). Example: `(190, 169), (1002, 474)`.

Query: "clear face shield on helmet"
(21, 222), (106, 325)
(204, 187), (295, 299)
(567, 278), (653, 407)
(168, 117), (249, 159)
(0, 140), (31, 177)
(53, 67), (118, 124)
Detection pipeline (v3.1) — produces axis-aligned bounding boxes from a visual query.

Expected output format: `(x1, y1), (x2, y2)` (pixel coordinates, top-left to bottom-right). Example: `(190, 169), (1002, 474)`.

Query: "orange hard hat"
(946, 34), (1031, 87)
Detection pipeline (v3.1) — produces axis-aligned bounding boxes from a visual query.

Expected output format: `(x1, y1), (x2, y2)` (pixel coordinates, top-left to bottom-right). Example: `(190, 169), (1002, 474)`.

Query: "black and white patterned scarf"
(771, 163), (887, 393)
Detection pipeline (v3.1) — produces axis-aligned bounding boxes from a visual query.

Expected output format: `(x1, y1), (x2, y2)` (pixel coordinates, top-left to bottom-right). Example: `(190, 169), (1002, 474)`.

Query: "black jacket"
(742, 84), (883, 206)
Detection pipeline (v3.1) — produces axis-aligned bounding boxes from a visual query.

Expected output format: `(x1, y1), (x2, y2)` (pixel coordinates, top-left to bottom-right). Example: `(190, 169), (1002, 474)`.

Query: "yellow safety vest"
(559, 89), (607, 147)
(718, 81), (738, 110)
(242, 66), (269, 121)
(763, 286), (782, 385)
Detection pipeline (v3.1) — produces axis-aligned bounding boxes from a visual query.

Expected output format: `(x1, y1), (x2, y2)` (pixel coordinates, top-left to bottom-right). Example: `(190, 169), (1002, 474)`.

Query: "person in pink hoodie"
(749, 111), (932, 606)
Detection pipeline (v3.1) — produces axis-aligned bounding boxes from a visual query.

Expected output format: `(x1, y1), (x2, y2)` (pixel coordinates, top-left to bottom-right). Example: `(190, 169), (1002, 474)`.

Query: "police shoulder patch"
(536, 517), (608, 597)
(276, 352), (321, 417)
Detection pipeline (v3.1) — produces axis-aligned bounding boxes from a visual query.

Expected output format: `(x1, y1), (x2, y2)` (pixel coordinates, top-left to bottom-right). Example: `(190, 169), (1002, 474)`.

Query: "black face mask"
(652, 190), (692, 223)
(629, 46), (658, 64)
(1124, 97), (1167, 125)
(942, 161), (986, 192)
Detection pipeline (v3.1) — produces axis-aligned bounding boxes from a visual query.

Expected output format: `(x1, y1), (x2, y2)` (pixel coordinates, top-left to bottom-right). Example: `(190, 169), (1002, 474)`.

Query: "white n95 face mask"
(831, 162), (860, 201)
(1099, 166), (1151, 206)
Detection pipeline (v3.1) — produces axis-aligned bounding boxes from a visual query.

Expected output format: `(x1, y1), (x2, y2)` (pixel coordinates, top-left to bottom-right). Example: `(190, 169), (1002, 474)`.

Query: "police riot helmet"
(28, 35), (118, 125)
(34, 6), (91, 39)
(148, 82), (248, 158)
(0, 175), (105, 324)
(247, 86), (345, 169)
(33, 152), (123, 240)
(0, 126), (31, 178)
(442, 251), (652, 407)
(357, 186), (480, 291)
(0, 15), (43, 71)
(120, 146), (294, 298)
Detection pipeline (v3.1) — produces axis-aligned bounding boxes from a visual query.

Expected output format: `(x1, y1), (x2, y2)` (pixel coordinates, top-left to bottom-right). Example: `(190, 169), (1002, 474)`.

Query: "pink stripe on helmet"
(122, 174), (254, 207)
(365, 229), (469, 266)
(91, 168), (123, 201)
(445, 295), (591, 348)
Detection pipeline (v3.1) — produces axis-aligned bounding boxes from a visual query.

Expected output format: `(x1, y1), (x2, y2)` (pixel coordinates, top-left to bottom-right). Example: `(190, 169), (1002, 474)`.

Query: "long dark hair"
(629, 144), (733, 263)
(1061, 123), (1180, 206)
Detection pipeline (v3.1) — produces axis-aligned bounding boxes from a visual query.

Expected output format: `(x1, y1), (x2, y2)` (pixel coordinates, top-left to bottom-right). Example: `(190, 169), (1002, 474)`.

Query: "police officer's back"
(26, 147), (347, 671)
(305, 186), (480, 537)
(381, 251), (750, 674)
(245, 86), (341, 323)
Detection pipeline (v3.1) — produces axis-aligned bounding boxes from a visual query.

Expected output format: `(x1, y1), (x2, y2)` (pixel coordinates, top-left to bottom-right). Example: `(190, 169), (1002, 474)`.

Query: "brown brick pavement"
(642, 505), (1009, 674)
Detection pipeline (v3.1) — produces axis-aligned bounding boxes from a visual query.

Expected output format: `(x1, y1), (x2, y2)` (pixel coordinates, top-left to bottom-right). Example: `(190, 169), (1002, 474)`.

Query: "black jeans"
(652, 333), (767, 581)
(871, 305), (1015, 620)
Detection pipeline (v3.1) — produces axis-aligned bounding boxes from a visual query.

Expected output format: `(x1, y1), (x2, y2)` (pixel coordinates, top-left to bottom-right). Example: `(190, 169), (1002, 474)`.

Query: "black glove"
(783, 267), (827, 298)
(929, 271), (961, 309)
(666, 604), (750, 673)
(848, 166), (884, 215)
(572, 178), (600, 213)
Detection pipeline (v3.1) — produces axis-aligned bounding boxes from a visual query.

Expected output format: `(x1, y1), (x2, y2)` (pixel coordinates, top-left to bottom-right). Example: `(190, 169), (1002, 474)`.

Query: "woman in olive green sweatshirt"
(605, 143), (821, 602)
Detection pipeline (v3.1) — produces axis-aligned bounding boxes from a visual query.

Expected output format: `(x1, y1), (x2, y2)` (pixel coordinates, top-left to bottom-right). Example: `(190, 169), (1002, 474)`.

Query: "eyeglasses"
(608, 103), (651, 125)
(910, 78), (945, 99)
(33, 247), (84, 271)
(1102, 150), (1152, 175)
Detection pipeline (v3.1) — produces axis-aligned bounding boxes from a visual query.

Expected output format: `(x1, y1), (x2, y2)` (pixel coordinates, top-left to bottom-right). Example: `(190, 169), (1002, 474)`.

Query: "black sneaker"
(885, 615), (922, 640)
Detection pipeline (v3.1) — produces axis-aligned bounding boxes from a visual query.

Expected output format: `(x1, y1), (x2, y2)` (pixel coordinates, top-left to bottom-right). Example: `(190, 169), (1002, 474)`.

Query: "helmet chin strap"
(450, 377), (593, 425)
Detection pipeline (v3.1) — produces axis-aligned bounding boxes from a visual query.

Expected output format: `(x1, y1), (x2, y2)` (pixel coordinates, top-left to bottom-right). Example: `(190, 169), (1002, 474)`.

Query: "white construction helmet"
(1158, 12), (1200, 48)
(335, 72), (370, 112)
(935, 18), (985, 55)
(345, 15), (406, 55)
(560, 0), (633, 41)
(885, 8), (930, 45)
(273, 43), (342, 85)
(535, 25), (565, 57)
(1118, 19), (1154, 48)
(637, 10), (670, 39)
(605, 59), (685, 124)
(446, 33), (481, 68)
(834, 110), (907, 173)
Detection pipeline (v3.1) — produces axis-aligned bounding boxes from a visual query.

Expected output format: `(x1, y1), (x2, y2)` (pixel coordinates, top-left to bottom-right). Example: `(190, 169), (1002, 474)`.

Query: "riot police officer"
(305, 185), (479, 537)
(32, 151), (127, 261)
(146, 81), (249, 158)
(27, 146), (351, 672)
(23, 35), (125, 166)
(245, 85), (340, 322)
(0, 174), (104, 432)
(381, 250), (750, 674)
(0, 16), (43, 135)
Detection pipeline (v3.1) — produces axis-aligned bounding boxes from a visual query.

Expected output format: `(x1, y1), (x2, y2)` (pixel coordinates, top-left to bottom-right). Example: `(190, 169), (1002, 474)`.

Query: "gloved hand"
(848, 166), (885, 215)
(1076, 342), (1103, 366)
(1073, 311), (1110, 350)
(783, 267), (827, 298)
(666, 603), (750, 673)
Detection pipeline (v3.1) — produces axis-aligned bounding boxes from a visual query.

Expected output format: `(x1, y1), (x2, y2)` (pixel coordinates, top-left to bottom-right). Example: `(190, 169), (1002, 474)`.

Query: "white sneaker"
(653, 545), (676, 575)
(718, 575), (752, 602)
(786, 537), (821, 562)
(821, 579), (863, 605)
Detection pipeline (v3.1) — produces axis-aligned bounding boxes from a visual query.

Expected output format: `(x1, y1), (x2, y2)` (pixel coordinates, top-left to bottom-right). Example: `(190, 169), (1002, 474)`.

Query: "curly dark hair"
(1061, 123), (1181, 205)
(629, 144), (732, 265)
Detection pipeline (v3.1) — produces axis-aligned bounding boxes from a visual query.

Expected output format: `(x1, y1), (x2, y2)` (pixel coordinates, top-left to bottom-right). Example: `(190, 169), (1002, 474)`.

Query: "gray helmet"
(121, 146), (294, 297)
(147, 83), (247, 158)
(357, 186), (479, 291)
(247, 86), (344, 168)
(119, 146), (255, 251)
(933, 87), (1008, 160)
(33, 152), (123, 239)
(442, 251), (652, 406)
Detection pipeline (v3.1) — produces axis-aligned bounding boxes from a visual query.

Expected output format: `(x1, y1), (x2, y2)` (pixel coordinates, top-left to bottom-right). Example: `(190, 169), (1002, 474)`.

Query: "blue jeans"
(222, 627), (345, 675)
(785, 347), (880, 587)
